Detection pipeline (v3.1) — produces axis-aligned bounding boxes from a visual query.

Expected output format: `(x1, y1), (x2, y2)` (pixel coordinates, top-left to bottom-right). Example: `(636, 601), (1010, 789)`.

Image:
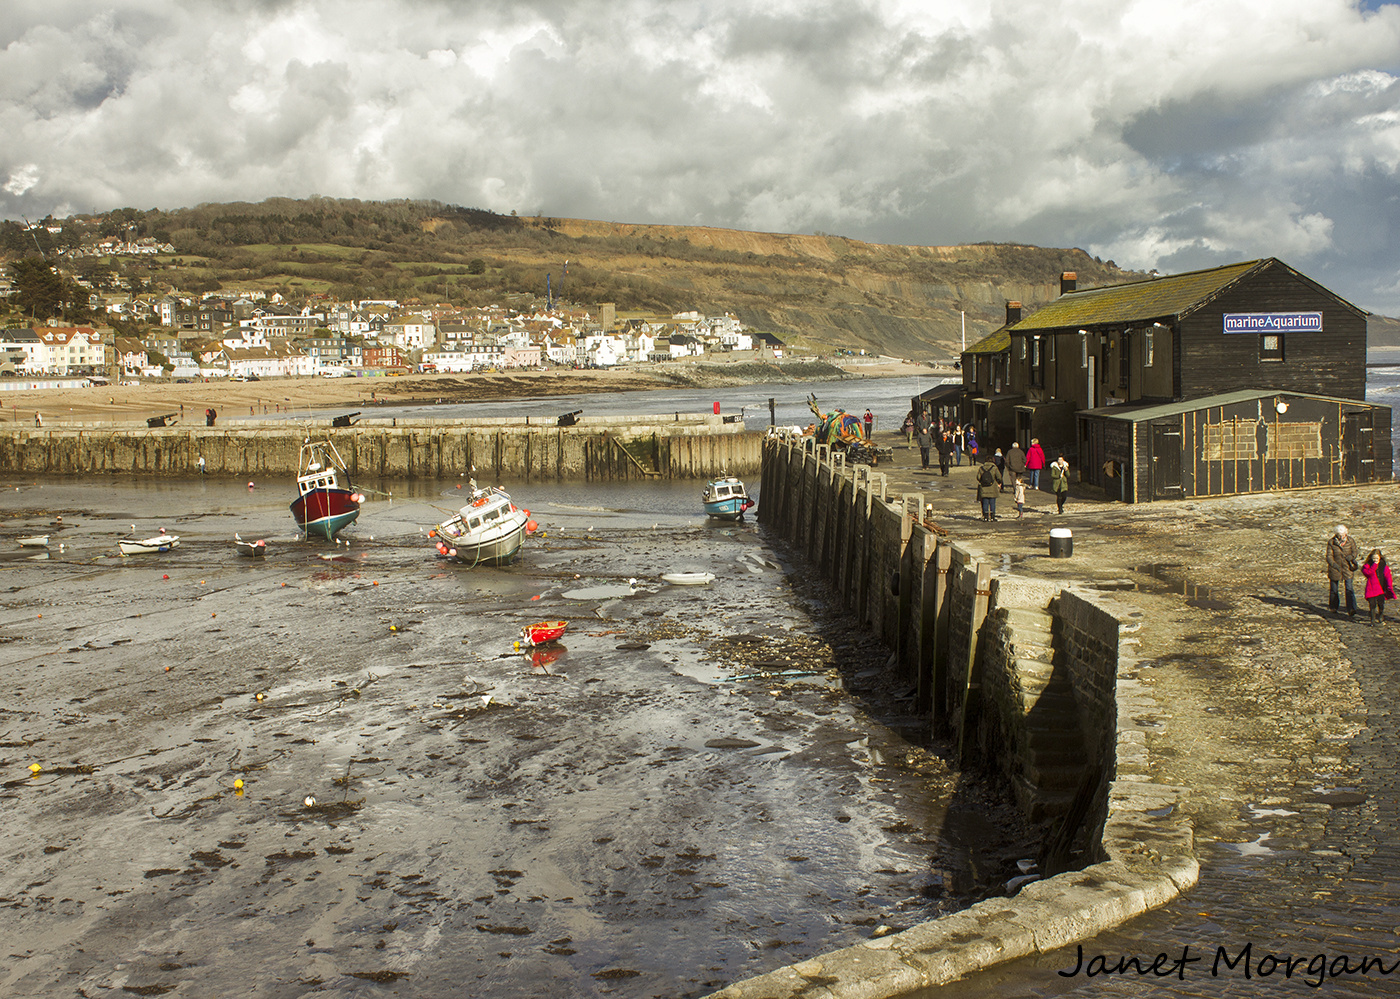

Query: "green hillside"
(2, 198), (1144, 360)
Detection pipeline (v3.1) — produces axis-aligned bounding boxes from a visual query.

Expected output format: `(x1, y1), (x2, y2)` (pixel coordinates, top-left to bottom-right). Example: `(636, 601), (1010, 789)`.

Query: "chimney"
(1060, 272), (1077, 296)
(1005, 301), (1022, 325)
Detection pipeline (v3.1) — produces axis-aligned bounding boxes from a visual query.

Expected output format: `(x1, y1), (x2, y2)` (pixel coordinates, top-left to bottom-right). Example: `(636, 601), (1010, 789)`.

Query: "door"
(1342, 411), (1374, 483)
(1152, 423), (1183, 498)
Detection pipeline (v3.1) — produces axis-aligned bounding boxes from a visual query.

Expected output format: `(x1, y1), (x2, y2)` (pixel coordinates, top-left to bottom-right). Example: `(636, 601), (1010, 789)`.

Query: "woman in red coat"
(1024, 438), (1047, 489)
(1362, 548), (1395, 625)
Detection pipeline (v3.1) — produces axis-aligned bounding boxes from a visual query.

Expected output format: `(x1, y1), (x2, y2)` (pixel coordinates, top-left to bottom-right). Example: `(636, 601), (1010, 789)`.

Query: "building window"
(1202, 420), (1260, 461)
(1080, 332), (1088, 368)
(1029, 336), (1044, 387)
(1260, 334), (1284, 362)
(1145, 332), (1155, 367)
(1267, 421), (1322, 459)
(1119, 332), (1130, 389)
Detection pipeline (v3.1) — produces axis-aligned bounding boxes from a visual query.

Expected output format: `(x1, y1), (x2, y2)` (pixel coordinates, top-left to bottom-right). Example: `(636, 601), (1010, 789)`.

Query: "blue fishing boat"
(702, 476), (754, 520)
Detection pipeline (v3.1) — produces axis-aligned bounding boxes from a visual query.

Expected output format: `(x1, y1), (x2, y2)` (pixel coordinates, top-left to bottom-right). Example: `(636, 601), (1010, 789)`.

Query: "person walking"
(1361, 549), (1394, 625)
(1013, 476), (1027, 519)
(936, 431), (952, 477)
(1005, 441), (1026, 485)
(34, 412), (42, 427)
(965, 427), (979, 464)
(976, 457), (1003, 520)
(951, 426), (964, 466)
(1327, 525), (1360, 618)
(1025, 438), (1047, 489)
(992, 448), (1005, 490)
(1050, 455), (1070, 513)
(902, 413), (915, 443)
(863, 409), (873, 439)
(917, 421), (932, 469)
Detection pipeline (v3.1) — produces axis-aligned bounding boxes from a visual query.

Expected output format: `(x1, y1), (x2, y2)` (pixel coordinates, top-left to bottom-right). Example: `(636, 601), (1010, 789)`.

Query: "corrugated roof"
(1083, 388), (1376, 423)
(1009, 260), (1267, 332)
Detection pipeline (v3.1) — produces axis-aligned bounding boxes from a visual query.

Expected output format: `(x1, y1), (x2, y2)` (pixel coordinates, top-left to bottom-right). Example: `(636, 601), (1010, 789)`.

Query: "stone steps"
(1001, 597), (1088, 822)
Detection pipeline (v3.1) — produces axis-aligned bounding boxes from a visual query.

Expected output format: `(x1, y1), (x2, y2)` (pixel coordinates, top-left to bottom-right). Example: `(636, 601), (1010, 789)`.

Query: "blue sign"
(1222, 312), (1322, 333)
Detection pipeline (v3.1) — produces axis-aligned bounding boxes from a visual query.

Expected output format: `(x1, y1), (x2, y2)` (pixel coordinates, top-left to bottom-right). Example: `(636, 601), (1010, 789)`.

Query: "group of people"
(915, 421), (984, 474)
(911, 420), (1070, 522)
(1327, 524), (1395, 624)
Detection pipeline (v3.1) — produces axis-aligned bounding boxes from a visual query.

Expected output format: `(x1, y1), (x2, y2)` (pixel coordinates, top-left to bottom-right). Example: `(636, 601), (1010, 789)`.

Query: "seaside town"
(0, 280), (780, 382)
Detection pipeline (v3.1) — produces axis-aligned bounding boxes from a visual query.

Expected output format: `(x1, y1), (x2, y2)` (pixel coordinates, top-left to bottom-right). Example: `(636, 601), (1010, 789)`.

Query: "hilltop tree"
(11, 257), (65, 320)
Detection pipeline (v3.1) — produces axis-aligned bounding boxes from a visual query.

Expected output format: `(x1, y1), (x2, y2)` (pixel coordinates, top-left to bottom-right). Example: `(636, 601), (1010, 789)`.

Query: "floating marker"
(233, 778), (244, 789)
(29, 763), (41, 774)
(304, 796), (316, 808)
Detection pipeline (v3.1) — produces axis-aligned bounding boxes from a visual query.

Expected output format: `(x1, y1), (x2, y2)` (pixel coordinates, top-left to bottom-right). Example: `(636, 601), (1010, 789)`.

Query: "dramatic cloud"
(4, 0), (1400, 309)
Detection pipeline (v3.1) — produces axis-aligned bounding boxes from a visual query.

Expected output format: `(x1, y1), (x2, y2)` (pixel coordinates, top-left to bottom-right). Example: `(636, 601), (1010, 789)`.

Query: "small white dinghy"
(119, 527), (180, 556)
(661, 572), (717, 586)
(17, 535), (49, 548)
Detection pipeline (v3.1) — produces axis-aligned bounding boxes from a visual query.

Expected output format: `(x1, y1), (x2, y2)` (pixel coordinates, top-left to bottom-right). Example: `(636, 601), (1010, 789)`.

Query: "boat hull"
(703, 498), (753, 520)
(120, 537), (180, 555)
(522, 620), (568, 646)
(439, 519), (528, 566)
(291, 490), (361, 540)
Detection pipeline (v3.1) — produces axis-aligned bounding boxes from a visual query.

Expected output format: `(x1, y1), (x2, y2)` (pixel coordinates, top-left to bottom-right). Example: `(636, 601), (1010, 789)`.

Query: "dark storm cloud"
(3, 0), (1400, 310)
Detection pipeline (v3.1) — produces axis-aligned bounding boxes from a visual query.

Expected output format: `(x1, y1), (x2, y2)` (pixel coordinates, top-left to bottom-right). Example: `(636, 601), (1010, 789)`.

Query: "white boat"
(431, 484), (537, 567)
(17, 535), (49, 548)
(234, 533), (267, 557)
(119, 530), (180, 556)
(661, 572), (716, 585)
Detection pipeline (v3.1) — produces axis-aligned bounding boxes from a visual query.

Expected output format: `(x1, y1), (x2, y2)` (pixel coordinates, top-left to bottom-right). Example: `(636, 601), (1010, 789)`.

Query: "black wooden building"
(1080, 390), (1391, 503)
(1003, 258), (1389, 501)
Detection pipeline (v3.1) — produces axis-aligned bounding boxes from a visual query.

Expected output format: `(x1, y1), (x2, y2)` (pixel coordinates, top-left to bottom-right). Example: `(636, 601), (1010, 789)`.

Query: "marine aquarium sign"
(1222, 312), (1322, 333)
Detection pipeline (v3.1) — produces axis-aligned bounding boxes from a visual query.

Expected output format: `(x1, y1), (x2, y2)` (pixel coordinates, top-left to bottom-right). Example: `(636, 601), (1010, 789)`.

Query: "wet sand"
(0, 478), (1028, 998)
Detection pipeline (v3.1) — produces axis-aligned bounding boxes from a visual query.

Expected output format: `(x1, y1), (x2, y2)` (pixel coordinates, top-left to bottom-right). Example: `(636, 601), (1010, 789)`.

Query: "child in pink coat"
(1362, 548), (1395, 625)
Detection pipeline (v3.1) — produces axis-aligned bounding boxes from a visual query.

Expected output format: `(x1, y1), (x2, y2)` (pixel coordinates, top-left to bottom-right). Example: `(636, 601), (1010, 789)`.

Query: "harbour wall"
(707, 435), (1199, 999)
(0, 414), (763, 481)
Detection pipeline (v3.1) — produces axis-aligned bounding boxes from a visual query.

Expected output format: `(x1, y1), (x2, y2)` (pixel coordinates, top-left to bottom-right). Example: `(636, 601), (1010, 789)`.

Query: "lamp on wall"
(1275, 399), (1289, 414)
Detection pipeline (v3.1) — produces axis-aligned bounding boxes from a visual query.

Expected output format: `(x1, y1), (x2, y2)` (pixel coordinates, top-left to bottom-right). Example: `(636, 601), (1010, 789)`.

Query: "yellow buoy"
(29, 763), (41, 774)
(233, 778), (244, 789)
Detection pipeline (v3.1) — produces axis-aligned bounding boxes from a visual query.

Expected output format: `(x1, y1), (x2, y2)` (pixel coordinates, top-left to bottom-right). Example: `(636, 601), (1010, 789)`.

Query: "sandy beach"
(0, 358), (942, 424)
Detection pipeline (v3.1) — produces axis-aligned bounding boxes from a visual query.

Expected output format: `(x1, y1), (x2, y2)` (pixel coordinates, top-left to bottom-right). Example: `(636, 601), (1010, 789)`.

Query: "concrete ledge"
(704, 592), (1197, 999)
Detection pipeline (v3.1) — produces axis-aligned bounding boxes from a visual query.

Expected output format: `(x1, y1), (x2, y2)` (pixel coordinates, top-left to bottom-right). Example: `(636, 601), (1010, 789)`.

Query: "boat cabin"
(297, 468), (341, 495)
(704, 478), (747, 499)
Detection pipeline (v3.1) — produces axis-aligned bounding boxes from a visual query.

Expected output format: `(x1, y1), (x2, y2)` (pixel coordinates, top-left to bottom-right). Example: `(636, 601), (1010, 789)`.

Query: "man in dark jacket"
(976, 459), (1003, 520)
(917, 422), (932, 469)
(1327, 524), (1360, 618)
(1004, 442), (1027, 484)
(935, 432), (953, 477)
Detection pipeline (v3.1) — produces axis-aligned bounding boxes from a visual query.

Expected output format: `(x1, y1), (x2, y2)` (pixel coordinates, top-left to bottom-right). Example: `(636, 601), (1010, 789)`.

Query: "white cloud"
(3, 164), (40, 197)
(2, 0), (1400, 307)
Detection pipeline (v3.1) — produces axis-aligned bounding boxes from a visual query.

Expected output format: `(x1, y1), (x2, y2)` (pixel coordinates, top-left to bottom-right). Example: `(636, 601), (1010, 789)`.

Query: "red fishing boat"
(291, 440), (362, 540)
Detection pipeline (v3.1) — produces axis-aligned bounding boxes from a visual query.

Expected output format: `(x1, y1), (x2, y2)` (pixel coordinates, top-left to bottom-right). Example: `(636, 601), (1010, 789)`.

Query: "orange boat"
(521, 620), (568, 647)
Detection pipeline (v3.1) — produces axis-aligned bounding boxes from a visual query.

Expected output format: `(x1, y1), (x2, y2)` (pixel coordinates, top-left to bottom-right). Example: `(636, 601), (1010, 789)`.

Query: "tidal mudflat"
(0, 477), (1028, 998)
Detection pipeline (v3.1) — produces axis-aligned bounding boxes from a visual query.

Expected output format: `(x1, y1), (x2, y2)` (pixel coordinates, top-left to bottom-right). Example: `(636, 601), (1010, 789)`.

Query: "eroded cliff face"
(543, 218), (1141, 359)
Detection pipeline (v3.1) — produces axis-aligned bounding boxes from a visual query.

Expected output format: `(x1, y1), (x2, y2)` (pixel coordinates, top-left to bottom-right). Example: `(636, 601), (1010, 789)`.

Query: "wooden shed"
(1077, 390), (1392, 503)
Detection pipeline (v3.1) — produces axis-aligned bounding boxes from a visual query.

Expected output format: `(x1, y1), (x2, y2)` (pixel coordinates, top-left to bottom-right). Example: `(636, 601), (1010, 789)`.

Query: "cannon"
(331, 412), (362, 428)
(146, 413), (178, 428)
(557, 410), (583, 428)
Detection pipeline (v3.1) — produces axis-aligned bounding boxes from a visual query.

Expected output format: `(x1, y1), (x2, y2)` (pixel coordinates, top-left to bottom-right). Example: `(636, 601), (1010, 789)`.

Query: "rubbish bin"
(1049, 528), (1073, 558)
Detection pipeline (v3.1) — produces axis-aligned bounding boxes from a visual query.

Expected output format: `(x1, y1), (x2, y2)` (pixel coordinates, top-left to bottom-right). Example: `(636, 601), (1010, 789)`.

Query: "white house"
(224, 343), (314, 379)
(34, 326), (107, 374)
(422, 346), (475, 373)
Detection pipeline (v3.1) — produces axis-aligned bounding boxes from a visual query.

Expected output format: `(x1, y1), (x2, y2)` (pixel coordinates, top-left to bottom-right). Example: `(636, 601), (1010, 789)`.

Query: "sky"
(4, 1), (1400, 311)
